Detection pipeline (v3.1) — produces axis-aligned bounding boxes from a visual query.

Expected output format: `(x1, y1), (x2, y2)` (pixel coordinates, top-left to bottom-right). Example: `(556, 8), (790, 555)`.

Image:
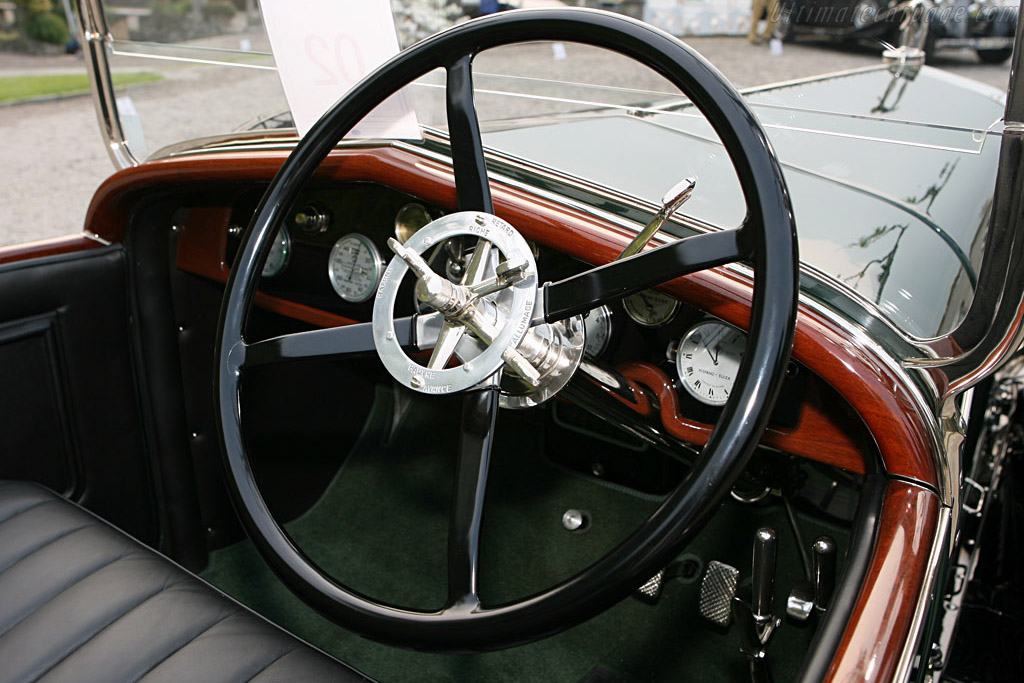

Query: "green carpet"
(203, 384), (850, 682)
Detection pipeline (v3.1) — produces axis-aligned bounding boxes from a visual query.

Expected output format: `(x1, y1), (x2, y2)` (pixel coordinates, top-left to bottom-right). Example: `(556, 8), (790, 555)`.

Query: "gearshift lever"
(752, 528), (778, 628)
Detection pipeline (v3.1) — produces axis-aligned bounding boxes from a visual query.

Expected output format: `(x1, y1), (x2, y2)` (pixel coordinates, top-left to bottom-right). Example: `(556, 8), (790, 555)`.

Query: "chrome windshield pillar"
(73, 0), (139, 169)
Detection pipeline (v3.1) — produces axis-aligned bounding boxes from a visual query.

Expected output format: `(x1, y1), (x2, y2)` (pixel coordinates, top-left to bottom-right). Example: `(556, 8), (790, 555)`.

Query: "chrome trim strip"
(84, 230), (111, 246)
(799, 290), (947, 495)
(895, 505), (951, 682)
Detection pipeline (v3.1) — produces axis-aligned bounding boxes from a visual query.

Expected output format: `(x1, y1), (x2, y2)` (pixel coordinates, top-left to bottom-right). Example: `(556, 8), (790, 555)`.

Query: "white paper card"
(260, 0), (420, 139)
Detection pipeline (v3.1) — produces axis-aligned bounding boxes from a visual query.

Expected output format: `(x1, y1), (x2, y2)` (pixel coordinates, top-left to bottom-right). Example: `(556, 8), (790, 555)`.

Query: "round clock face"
(675, 320), (746, 406)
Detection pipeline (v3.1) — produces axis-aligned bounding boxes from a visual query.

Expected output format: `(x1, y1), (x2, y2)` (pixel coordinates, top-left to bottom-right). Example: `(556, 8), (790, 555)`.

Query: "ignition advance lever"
(618, 177), (696, 259)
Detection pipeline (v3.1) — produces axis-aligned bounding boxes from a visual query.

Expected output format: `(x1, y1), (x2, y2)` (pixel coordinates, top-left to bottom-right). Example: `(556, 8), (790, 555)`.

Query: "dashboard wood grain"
(88, 144), (939, 485)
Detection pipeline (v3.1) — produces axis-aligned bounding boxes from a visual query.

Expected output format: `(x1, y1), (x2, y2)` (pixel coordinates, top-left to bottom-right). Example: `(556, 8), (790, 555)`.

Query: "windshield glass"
(34, 1), (1017, 338)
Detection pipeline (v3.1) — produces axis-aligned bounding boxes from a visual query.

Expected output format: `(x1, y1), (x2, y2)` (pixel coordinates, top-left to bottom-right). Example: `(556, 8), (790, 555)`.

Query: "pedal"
(699, 560), (739, 627)
(635, 568), (665, 604)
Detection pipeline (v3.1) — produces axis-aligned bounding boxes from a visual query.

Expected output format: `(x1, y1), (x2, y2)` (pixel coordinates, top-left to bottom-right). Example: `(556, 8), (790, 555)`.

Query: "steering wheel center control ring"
(372, 211), (538, 394)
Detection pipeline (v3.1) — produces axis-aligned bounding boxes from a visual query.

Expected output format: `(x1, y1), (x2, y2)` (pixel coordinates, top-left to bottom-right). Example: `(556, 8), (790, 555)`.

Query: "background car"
(776, 0), (1018, 63)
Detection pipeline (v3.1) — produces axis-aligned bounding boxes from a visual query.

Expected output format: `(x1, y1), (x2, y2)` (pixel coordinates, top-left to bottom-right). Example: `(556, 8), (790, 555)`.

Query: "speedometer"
(328, 234), (385, 303)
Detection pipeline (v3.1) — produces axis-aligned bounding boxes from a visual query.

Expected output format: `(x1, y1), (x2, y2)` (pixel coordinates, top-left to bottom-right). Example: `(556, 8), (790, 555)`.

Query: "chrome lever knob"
(618, 177), (696, 259)
(752, 527), (778, 626)
(812, 536), (836, 615)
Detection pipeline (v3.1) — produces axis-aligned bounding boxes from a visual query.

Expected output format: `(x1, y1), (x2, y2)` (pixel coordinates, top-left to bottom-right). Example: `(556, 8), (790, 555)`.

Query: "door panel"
(0, 246), (156, 544)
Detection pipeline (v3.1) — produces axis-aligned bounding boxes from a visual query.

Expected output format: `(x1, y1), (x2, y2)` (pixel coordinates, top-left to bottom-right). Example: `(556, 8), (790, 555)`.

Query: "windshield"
(39, 1), (1017, 338)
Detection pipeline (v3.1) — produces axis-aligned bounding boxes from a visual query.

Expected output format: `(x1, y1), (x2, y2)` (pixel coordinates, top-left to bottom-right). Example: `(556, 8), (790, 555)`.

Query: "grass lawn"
(0, 72), (163, 104)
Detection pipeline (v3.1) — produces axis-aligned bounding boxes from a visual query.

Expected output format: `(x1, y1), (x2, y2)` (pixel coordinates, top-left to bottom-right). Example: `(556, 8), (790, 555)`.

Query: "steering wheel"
(217, 8), (797, 653)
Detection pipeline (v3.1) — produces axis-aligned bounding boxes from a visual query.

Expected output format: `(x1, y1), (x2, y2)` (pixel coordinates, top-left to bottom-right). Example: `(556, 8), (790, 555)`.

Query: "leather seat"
(0, 480), (370, 683)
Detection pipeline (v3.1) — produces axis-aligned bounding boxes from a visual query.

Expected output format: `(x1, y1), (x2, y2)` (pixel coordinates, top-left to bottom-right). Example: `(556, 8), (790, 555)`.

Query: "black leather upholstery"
(0, 480), (370, 683)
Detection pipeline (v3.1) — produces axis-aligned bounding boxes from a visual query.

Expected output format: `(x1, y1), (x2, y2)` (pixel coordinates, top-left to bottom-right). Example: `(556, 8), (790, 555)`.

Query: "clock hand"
(704, 329), (726, 365)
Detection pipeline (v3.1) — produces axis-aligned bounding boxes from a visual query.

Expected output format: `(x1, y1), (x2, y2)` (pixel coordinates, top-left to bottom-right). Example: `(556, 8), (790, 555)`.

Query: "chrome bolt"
(411, 375), (424, 389)
(385, 331), (394, 340)
(562, 509), (587, 531)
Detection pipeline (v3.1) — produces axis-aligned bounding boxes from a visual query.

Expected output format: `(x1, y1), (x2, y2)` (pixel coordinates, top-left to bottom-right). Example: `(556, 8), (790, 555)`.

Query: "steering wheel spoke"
(239, 317), (417, 369)
(428, 321), (468, 369)
(542, 227), (751, 322)
(446, 54), (493, 213)
(446, 385), (500, 609)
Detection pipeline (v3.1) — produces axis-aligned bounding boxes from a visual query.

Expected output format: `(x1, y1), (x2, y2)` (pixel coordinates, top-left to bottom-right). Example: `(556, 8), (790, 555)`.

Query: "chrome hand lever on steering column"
(619, 177), (697, 260)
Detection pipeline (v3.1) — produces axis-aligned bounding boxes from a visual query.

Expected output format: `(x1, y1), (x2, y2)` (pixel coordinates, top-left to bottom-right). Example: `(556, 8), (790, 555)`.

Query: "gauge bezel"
(622, 290), (680, 328)
(582, 304), (613, 357)
(328, 233), (385, 303)
(675, 319), (746, 407)
(261, 226), (291, 279)
(394, 202), (433, 244)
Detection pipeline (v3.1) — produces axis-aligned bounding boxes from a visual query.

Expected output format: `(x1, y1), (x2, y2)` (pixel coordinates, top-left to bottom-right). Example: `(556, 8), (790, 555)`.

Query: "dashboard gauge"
(328, 233), (385, 303)
(261, 226), (291, 278)
(623, 290), (679, 328)
(582, 305), (613, 357)
(675, 320), (746, 407)
(394, 203), (433, 244)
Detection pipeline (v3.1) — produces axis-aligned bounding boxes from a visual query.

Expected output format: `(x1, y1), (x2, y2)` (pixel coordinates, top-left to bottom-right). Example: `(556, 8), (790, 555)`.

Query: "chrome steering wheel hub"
(372, 211), (539, 394)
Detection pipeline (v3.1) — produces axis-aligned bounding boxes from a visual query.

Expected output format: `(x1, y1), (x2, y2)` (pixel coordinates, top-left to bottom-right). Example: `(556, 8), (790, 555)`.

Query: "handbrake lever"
(732, 527), (782, 683)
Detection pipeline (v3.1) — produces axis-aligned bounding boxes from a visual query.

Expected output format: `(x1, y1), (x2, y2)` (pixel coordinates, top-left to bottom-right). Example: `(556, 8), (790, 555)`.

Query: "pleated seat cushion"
(0, 480), (370, 683)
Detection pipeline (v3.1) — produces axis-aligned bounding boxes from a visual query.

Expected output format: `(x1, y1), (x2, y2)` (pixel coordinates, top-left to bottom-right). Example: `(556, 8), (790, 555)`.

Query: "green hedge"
(202, 1), (237, 21)
(25, 13), (69, 45)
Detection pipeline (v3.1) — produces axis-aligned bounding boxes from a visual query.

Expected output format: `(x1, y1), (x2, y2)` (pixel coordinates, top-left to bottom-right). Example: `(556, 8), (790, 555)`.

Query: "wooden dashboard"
(74, 142), (947, 483)
(174, 193), (874, 473)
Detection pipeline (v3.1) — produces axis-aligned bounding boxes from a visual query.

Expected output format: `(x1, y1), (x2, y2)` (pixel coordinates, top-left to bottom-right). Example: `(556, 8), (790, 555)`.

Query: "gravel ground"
(0, 29), (1013, 248)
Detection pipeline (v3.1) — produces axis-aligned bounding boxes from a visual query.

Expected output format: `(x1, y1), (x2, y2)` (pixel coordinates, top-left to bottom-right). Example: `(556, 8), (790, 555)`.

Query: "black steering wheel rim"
(217, 8), (798, 653)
